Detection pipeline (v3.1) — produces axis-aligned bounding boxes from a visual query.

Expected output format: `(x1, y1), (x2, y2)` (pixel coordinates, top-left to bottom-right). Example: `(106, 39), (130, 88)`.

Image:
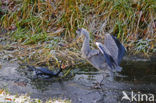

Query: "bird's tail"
(115, 66), (122, 72)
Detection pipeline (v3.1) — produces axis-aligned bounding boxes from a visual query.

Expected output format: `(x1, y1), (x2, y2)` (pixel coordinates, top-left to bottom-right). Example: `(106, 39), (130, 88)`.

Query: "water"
(0, 57), (156, 103)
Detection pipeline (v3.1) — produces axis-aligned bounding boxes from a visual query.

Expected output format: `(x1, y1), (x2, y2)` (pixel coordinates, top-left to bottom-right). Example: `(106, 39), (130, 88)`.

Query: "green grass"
(0, 0), (155, 55)
(12, 27), (48, 44)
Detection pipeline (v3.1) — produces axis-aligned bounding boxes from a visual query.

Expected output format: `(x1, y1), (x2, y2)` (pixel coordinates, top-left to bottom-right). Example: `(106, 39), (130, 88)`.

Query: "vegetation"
(0, 0), (155, 65)
(0, 0), (155, 102)
(0, 89), (71, 103)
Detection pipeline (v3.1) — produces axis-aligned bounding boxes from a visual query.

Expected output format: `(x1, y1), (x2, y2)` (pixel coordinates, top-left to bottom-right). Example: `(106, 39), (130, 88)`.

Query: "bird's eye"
(77, 28), (81, 32)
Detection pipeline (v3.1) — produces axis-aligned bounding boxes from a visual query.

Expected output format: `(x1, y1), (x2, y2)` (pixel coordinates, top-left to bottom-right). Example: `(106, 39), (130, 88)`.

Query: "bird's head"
(76, 28), (90, 39)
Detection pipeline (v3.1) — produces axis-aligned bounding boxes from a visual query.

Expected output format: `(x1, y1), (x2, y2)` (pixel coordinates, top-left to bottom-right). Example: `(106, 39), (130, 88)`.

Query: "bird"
(19, 62), (64, 79)
(76, 28), (126, 78)
(26, 65), (62, 78)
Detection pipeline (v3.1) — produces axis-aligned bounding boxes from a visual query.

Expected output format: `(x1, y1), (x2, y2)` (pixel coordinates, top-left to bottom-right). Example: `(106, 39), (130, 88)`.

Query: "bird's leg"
(92, 71), (114, 89)
(92, 73), (105, 89)
(108, 71), (114, 81)
(100, 74), (105, 87)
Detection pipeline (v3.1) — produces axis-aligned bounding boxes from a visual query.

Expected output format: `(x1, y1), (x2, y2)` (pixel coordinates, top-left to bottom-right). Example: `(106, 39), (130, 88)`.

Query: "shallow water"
(0, 58), (156, 103)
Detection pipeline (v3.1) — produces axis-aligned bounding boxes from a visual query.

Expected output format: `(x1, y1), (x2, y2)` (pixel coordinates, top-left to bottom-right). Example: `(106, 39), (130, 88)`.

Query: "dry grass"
(0, 0), (155, 63)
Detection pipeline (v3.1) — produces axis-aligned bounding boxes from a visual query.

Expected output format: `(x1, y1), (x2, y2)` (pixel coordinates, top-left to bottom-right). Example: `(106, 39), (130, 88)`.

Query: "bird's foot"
(91, 81), (104, 89)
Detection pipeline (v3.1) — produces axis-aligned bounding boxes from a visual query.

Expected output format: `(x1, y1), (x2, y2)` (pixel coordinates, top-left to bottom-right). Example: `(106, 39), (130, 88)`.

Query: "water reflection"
(118, 60), (156, 83)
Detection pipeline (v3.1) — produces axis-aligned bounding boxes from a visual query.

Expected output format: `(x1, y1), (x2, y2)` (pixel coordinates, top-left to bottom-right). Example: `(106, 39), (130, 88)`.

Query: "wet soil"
(0, 57), (156, 103)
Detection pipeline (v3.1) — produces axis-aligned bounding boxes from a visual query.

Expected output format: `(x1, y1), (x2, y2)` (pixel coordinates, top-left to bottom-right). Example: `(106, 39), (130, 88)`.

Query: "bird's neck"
(81, 37), (90, 57)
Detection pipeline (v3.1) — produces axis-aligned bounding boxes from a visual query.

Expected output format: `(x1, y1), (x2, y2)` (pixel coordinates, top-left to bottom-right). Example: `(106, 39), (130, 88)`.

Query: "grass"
(0, 1), (155, 102)
(0, 0), (155, 64)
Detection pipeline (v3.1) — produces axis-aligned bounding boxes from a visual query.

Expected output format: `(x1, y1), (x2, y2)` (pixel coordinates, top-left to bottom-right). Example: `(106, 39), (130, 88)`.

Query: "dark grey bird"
(27, 65), (62, 78)
(76, 28), (126, 77)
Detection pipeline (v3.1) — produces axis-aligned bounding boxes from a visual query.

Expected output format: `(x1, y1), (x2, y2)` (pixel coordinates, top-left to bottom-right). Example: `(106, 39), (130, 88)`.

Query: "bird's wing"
(87, 49), (100, 59)
(104, 33), (118, 62)
(36, 67), (55, 75)
(104, 33), (125, 64)
(96, 43), (117, 71)
(111, 35), (126, 64)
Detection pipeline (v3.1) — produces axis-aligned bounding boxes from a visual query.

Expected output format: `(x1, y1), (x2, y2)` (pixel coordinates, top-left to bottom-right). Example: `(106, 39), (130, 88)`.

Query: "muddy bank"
(0, 57), (156, 103)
